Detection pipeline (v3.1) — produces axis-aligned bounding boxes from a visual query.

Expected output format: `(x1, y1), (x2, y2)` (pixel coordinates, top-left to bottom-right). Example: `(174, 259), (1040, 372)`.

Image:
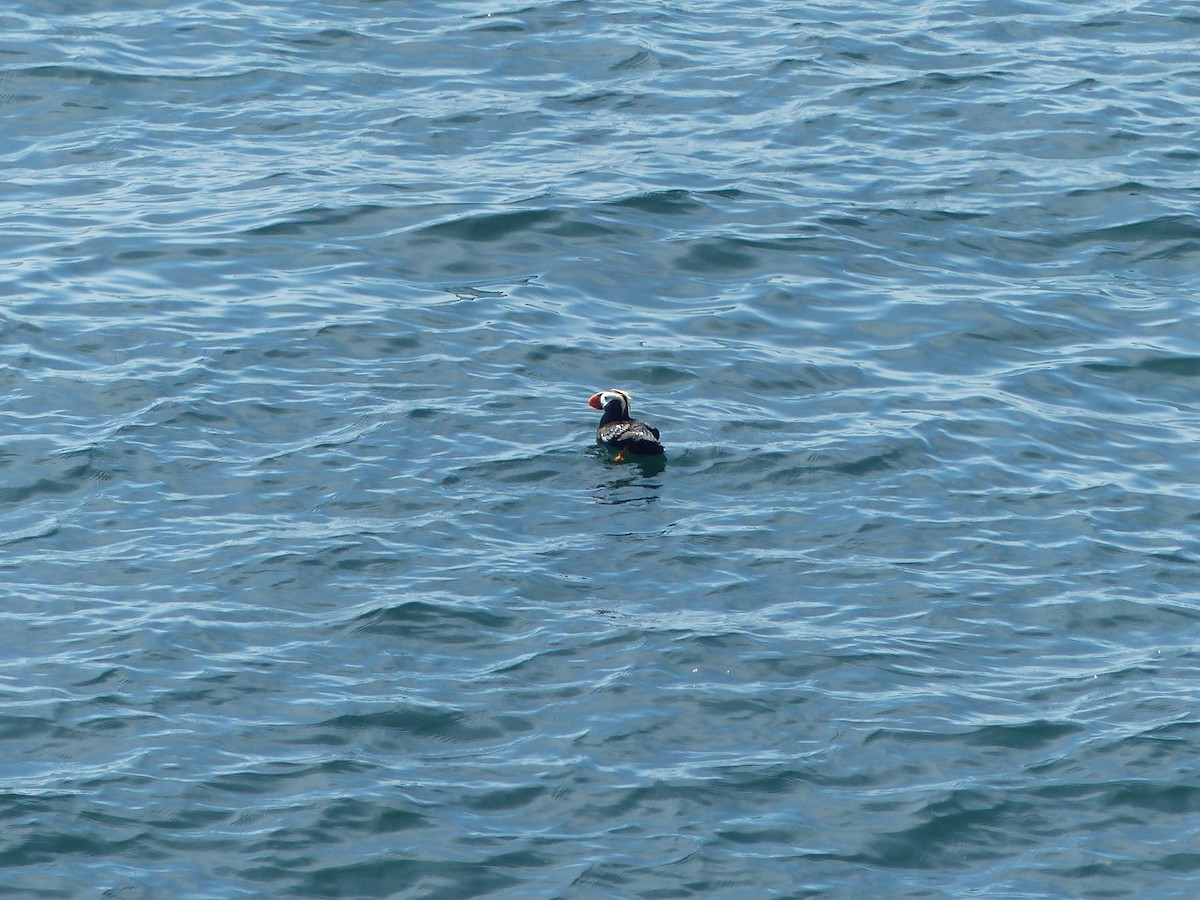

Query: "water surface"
(3, 1), (1200, 897)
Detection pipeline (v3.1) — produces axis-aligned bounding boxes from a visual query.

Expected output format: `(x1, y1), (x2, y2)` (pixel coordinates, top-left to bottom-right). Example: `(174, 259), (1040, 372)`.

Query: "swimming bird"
(587, 389), (664, 460)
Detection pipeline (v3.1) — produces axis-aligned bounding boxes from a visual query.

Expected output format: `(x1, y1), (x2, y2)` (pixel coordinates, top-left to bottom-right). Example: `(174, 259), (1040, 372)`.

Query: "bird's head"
(587, 389), (632, 418)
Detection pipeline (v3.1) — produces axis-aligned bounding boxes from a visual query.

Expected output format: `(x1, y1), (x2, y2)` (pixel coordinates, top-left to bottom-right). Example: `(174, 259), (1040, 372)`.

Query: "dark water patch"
(315, 707), (518, 745)
(465, 16), (529, 35)
(298, 857), (521, 900)
(242, 203), (392, 238)
(962, 720), (1086, 751)
(0, 473), (89, 505)
(846, 69), (1009, 101)
(415, 208), (562, 243)
(609, 49), (660, 73)
(544, 88), (640, 111)
(1084, 353), (1200, 379)
(1107, 783), (1200, 815)
(352, 599), (516, 638)
(857, 791), (1036, 872)
(1068, 214), (1200, 246)
(674, 236), (764, 274)
(314, 797), (431, 834)
(610, 188), (728, 216)
(23, 64), (152, 86)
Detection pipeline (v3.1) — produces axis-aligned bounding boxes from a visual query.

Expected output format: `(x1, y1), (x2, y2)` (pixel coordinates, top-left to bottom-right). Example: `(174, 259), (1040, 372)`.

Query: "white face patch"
(602, 391), (630, 415)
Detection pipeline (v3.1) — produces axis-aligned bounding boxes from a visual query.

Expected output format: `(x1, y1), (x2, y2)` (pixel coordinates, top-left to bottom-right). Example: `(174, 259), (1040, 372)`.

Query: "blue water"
(4, 1), (1200, 897)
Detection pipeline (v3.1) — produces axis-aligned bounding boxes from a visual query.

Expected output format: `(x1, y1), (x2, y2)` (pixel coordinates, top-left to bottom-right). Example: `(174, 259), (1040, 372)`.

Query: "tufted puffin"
(587, 389), (664, 460)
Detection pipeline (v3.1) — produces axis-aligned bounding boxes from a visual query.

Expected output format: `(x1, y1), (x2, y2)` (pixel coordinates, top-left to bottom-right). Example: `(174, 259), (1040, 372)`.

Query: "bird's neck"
(599, 404), (628, 425)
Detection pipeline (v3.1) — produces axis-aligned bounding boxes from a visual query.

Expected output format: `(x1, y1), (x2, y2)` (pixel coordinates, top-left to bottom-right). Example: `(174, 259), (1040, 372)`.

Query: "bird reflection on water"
(588, 447), (665, 505)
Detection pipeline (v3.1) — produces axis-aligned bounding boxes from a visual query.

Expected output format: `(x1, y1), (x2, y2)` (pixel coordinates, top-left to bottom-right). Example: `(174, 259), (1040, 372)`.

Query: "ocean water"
(3, 0), (1200, 896)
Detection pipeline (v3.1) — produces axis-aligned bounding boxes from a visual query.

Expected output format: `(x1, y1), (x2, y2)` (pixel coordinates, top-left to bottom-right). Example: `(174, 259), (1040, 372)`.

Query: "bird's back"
(597, 419), (664, 455)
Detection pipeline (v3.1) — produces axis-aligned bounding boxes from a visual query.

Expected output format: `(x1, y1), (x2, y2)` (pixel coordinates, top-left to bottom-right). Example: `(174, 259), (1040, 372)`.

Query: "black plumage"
(587, 389), (664, 458)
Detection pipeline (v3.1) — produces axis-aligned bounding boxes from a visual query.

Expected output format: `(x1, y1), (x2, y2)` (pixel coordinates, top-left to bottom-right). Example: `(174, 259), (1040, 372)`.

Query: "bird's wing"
(601, 420), (660, 444)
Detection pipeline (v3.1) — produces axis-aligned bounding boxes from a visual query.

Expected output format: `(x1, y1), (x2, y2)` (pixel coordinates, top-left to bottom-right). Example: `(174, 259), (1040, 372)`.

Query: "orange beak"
(587, 392), (603, 410)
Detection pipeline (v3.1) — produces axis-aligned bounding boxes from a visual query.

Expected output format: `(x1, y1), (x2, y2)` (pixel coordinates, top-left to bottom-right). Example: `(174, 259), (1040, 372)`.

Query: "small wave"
(414, 208), (562, 243)
(1084, 353), (1200, 379)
